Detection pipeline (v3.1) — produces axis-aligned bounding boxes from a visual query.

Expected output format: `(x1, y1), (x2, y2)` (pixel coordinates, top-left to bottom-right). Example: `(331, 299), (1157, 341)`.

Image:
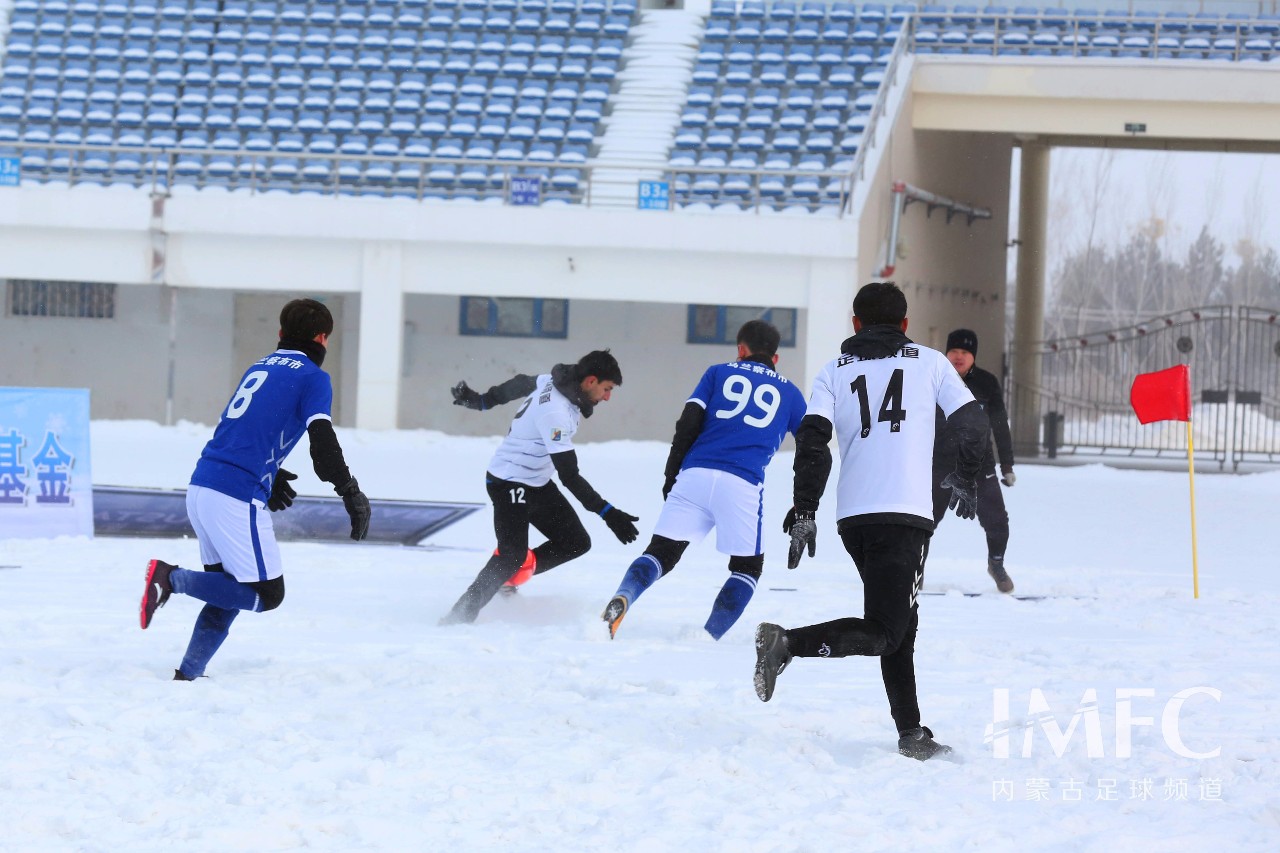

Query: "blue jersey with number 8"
(679, 361), (808, 486)
(190, 349), (334, 504)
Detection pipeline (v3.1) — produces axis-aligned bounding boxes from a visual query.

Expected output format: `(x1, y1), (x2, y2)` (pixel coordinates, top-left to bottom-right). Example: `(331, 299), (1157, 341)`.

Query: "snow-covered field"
(2, 420), (1278, 851)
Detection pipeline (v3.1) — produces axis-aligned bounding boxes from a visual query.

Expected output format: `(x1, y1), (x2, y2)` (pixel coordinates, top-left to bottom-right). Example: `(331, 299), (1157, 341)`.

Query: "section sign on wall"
(509, 175), (542, 206)
(637, 180), (669, 211)
(0, 387), (94, 538)
(0, 156), (19, 187)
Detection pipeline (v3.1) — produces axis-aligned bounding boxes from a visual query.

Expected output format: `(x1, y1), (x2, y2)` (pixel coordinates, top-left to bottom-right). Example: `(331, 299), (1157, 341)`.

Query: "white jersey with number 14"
(805, 343), (974, 523)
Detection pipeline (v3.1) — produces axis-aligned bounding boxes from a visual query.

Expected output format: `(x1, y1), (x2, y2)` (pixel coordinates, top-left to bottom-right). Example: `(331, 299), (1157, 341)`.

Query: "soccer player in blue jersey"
(139, 298), (370, 681)
(602, 320), (807, 641)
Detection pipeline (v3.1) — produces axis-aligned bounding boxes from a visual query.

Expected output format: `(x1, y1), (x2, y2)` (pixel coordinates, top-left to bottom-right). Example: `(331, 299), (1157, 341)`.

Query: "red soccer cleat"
(498, 549), (537, 595)
(140, 559), (176, 629)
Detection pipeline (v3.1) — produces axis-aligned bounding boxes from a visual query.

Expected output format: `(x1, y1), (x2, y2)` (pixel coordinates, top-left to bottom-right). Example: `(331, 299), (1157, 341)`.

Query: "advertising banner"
(0, 387), (94, 539)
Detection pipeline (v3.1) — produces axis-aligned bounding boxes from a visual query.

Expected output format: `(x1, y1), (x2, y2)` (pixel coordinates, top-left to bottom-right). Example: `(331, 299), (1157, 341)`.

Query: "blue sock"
(613, 554), (662, 605)
(704, 572), (758, 640)
(172, 568), (262, 612)
(178, 604), (238, 679)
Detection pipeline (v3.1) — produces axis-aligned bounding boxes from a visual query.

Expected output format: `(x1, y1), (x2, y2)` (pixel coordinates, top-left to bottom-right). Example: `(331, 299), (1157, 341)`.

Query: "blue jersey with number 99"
(679, 361), (808, 486)
(190, 349), (334, 504)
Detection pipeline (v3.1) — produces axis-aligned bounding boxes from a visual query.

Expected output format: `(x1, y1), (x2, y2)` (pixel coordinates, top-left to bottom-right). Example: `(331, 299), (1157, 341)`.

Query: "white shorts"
(185, 484), (283, 583)
(652, 467), (765, 557)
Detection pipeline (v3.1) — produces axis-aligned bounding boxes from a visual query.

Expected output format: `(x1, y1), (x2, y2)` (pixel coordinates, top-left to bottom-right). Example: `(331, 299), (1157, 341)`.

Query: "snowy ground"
(2, 420), (1278, 851)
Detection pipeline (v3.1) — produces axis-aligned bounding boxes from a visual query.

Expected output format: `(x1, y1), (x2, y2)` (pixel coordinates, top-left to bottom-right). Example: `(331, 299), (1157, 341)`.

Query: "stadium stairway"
(587, 6), (700, 207)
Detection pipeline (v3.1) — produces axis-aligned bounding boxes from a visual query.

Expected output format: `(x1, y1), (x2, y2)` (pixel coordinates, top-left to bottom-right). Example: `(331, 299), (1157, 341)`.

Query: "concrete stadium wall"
(399, 295), (807, 441)
(857, 81), (1015, 361)
(912, 58), (1280, 149)
(0, 284), (233, 421)
(0, 187), (846, 436)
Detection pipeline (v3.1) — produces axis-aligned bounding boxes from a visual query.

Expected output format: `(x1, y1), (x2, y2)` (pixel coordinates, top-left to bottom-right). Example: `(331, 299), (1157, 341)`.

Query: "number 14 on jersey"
(850, 368), (906, 438)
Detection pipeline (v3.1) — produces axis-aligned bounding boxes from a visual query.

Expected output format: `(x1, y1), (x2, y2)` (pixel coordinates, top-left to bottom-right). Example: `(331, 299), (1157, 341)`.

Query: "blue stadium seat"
(1189, 12), (1220, 34)
(680, 105), (709, 127)
(483, 96), (514, 117)
(745, 107), (774, 129)
(710, 106), (741, 128)
(861, 3), (888, 24)
(916, 27), (942, 46)
(827, 65), (857, 85)
(565, 122), (594, 144)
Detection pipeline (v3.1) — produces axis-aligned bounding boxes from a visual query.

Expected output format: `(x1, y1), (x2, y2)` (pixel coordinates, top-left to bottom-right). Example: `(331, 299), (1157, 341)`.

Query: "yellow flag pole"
(1186, 420), (1200, 599)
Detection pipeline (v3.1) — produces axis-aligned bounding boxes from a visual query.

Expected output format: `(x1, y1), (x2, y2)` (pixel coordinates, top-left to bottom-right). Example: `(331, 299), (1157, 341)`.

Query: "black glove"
(267, 468), (297, 512)
(940, 472), (978, 520)
(1000, 464), (1016, 487)
(451, 381), (484, 410)
(601, 505), (639, 544)
(662, 476), (676, 500)
(336, 477), (370, 541)
(783, 507), (816, 569)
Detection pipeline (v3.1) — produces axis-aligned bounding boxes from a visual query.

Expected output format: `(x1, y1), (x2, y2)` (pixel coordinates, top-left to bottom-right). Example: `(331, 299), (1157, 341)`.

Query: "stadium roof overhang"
(910, 56), (1280, 154)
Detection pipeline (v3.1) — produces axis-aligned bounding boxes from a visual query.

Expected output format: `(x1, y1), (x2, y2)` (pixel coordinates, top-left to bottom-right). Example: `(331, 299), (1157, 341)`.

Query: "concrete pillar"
(1012, 140), (1049, 457)
(355, 241), (404, 430)
(802, 258), (858, 397)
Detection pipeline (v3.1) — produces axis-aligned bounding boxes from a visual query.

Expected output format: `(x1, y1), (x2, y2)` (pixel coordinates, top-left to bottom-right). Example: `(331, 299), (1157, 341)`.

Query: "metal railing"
(4, 10), (1269, 218)
(905, 10), (1280, 61)
(1013, 305), (1280, 470)
(0, 140), (861, 214)
(843, 16), (913, 210)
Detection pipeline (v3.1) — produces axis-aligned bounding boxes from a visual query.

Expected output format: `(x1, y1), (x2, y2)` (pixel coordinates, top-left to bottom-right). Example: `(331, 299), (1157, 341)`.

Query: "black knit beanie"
(946, 329), (978, 357)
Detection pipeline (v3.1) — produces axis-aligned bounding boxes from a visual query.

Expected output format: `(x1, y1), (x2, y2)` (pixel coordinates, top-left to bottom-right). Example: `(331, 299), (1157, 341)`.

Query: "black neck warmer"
(278, 337), (327, 367)
(841, 325), (913, 360)
(741, 354), (776, 369)
(551, 362), (595, 418)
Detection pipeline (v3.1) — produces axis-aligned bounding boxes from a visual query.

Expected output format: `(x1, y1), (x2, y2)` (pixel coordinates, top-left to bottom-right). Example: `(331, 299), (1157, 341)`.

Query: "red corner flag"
(1130, 365), (1191, 424)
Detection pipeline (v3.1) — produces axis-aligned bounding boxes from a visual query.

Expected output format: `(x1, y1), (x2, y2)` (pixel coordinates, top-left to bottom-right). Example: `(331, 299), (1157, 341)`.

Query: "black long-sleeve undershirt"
(792, 413), (834, 513)
(307, 419), (353, 489)
(478, 374), (539, 410)
(663, 401), (706, 485)
(551, 449), (608, 514)
(944, 399), (988, 483)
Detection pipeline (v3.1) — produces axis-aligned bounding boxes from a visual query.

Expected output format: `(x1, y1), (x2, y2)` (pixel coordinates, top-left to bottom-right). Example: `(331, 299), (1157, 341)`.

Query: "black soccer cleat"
(987, 558), (1015, 594)
(601, 595), (628, 640)
(140, 559), (176, 629)
(898, 726), (954, 761)
(173, 669), (194, 681)
(754, 622), (792, 702)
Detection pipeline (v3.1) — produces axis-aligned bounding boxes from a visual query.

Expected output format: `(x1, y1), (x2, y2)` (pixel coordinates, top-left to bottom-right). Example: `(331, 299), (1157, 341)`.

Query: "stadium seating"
(1, 0), (1275, 211)
(674, 1), (1276, 212)
(0, 0), (637, 199)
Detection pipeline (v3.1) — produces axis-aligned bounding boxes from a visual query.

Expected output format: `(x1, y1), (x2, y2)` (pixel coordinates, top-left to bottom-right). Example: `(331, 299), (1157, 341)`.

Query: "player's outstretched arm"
(785, 414), (831, 568)
(941, 400), (987, 521)
(307, 419), (370, 540)
(662, 401), (705, 499)
(792, 414), (833, 513)
(550, 450), (638, 544)
(944, 400), (986, 485)
(451, 374), (538, 411)
(981, 372), (1016, 477)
